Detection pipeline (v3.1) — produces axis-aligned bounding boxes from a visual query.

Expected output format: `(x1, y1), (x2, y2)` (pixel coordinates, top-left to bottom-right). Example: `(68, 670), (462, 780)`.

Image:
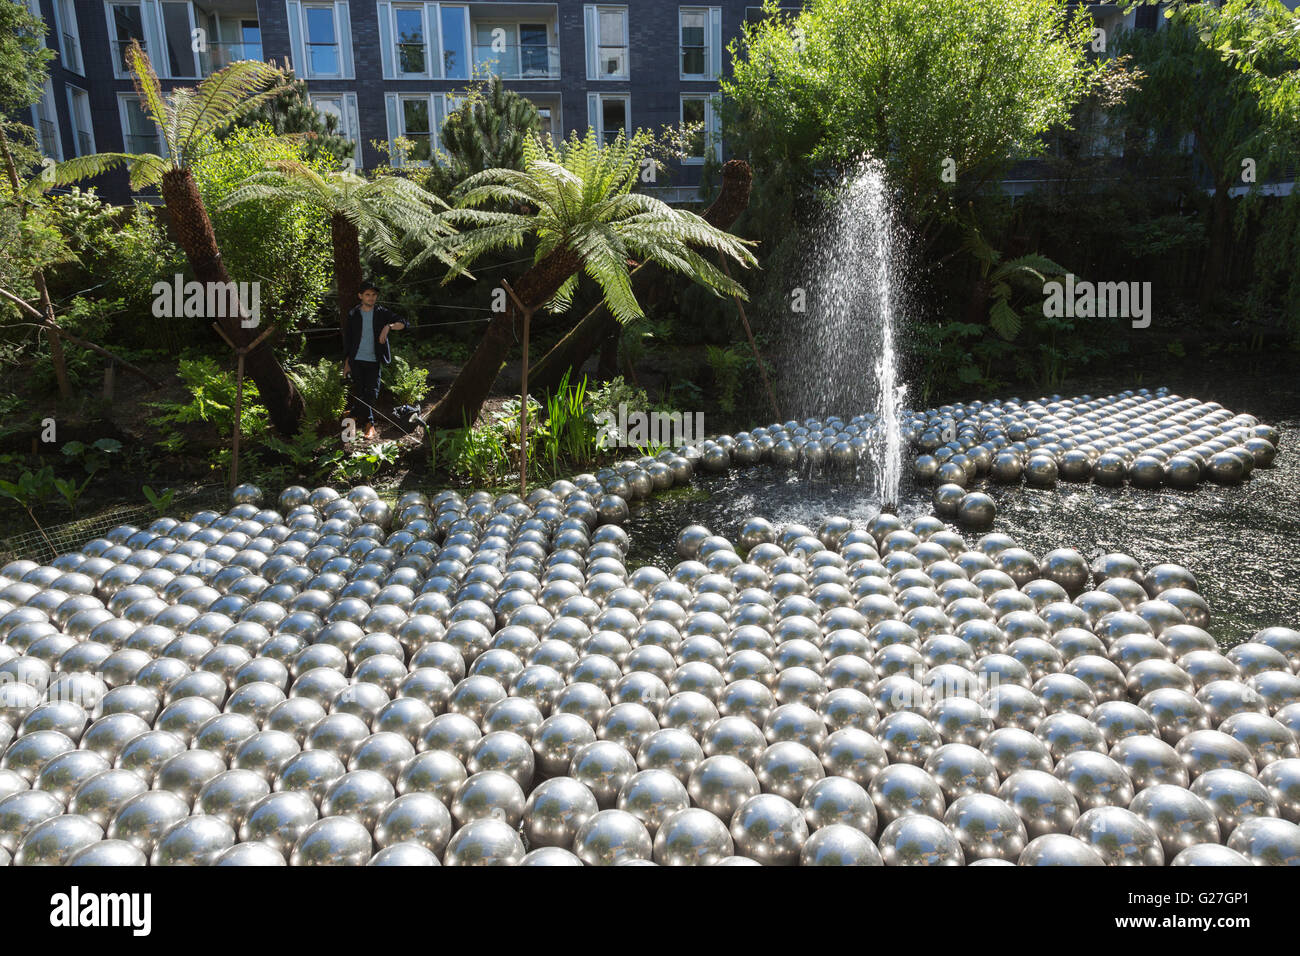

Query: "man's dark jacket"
(344, 304), (405, 365)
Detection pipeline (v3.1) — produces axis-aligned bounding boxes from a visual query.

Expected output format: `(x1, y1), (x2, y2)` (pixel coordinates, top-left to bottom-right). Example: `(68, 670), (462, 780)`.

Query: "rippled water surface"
(626, 355), (1300, 646)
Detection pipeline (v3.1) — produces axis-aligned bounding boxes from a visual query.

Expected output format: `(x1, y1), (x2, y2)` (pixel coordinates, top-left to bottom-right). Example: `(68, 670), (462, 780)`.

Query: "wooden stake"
(213, 322), (275, 488)
(501, 280), (535, 498)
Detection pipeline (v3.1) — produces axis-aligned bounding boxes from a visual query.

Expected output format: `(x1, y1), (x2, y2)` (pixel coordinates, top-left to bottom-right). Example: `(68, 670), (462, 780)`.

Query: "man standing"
(343, 280), (407, 440)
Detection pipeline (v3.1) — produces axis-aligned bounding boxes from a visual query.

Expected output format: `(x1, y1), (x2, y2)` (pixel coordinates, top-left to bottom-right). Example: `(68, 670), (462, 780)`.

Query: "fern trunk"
(333, 212), (362, 342)
(425, 245), (582, 429)
(159, 167), (304, 436)
(529, 160), (753, 394)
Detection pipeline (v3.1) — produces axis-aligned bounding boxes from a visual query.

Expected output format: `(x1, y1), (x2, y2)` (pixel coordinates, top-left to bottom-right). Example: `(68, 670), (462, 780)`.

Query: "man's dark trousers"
(350, 360), (381, 425)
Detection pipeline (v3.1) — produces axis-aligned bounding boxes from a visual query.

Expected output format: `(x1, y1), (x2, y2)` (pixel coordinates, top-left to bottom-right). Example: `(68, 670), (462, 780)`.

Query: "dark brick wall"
(43, 0), (781, 199)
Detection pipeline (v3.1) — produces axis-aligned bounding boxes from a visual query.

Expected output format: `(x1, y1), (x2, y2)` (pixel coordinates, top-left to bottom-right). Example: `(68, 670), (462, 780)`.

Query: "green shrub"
(149, 355), (270, 452)
(192, 125), (334, 345)
(387, 355), (430, 405)
(289, 359), (347, 433)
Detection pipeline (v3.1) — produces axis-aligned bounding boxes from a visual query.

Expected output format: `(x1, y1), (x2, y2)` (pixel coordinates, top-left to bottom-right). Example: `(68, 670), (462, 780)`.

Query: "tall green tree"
(221, 70), (355, 168)
(38, 43), (306, 435)
(723, 0), (1098, 247)
(416, 130), (757, 429)
(431, 74), (542, 192)
(0, 0), (68, 397)
(1116, 11), (1286, 306)
(221, 161), (455, 336)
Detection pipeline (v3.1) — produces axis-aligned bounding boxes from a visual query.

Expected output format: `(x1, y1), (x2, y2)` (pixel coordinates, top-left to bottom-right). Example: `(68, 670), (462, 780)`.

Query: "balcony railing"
(471, 43), (560, 79)
(62, 32), (82, 73)
(199, 41), (265, 74)
(37, 119), (59, 159)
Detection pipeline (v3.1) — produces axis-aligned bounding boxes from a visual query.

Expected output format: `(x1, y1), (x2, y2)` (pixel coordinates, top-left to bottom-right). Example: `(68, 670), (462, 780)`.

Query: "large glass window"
(599, 95), (628, 145)
(682, 96), (706, 160)
(394, 5), (426, 75)
(441, 5), (469, 79)
(596, 7), (627, 79)
(161, 1), (197, 77)
(69, 87), (94, 156)
(680, 9), (707, 78)
(111, 3), (146, 75)
(121, 95), (162, 155)
(58, 0), (82, 74)
(519, 23), (548, 77)
(305, 5), (340, 77)
(401, 98), (432, 163)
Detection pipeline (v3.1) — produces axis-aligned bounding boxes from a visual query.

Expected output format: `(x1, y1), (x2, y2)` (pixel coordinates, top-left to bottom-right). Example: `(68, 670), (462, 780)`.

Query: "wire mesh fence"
(0, 484), (229, 567)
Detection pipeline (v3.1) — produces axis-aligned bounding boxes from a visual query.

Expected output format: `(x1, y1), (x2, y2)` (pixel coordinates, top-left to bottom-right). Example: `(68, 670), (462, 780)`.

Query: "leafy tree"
(416, 130), (758, 429)
(722, 0), (1097, 246)
(38, 43), (306, 435)
(193, 127), (337, 344)
(221, 160), (454, 337)
(428, 74), (542, 193)
(0, 0), (70, 397)
(1116, 10), (1287, 306)
(221, 70), (355, 167)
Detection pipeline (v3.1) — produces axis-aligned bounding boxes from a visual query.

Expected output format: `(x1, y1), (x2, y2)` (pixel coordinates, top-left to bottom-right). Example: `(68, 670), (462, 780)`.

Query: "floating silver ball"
(1225, 816), (1300, 866)
(1189, 768), (1279, 836)
(653, 807), (734, 865)
(290, 815), (374, 866)
(1018, 833), (1106, 866)
(67, 838), (148, 866)
(1169, 843), (1252, 866)
(573, 808), (654, 865)
(878, 814), (964, 866)
(1259, 759), (1300, 823)
(523, 776), (599, 849)
(1070, 806), (1165, 865)
(799, 823), (884, 865)
(943, 793), (1028, 862)
(729, 793), (808, 865)
(150, 814), (237, 866)
(999, 770), (1078, 838)
(373, 792), (453, 855)
(956, 493), (996, 531)
(367, 843), (440, 866)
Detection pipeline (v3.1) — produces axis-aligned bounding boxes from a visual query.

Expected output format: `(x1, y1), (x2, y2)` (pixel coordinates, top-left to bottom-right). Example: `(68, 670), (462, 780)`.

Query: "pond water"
(625, 352), (1300, 647)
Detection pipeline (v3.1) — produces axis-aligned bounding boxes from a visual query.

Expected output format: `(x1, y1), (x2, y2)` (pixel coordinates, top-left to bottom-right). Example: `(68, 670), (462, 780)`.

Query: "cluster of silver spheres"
(670, 389), (1277, 537)
(1, 471), (1298, 865)
(909, 389), (1279, 505)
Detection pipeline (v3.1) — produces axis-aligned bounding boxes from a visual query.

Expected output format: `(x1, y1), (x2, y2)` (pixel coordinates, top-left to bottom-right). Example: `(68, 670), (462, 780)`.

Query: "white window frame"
(288, 0), (355, 80)
(587, 92), (629, 145)
(32, 79), (64, 163)
(386, 1), (437, 79)
(680, 93), (720, 164)
(118, 92), (167, 158)
(157, 0), (199, 79)
(584, 4), (628, 81)
(308, 92), (362, 166)
(679, 7), (721, 81)
(53, 0), (85, 74)
(385, 92), (447, 168)
(439, 4), (471, 80)
(66, 85), (96, 157)
(105, 1), (155, 80)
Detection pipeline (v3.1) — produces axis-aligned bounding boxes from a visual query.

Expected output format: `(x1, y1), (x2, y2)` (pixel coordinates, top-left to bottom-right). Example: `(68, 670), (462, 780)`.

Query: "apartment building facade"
(24, 0), (797, 202)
